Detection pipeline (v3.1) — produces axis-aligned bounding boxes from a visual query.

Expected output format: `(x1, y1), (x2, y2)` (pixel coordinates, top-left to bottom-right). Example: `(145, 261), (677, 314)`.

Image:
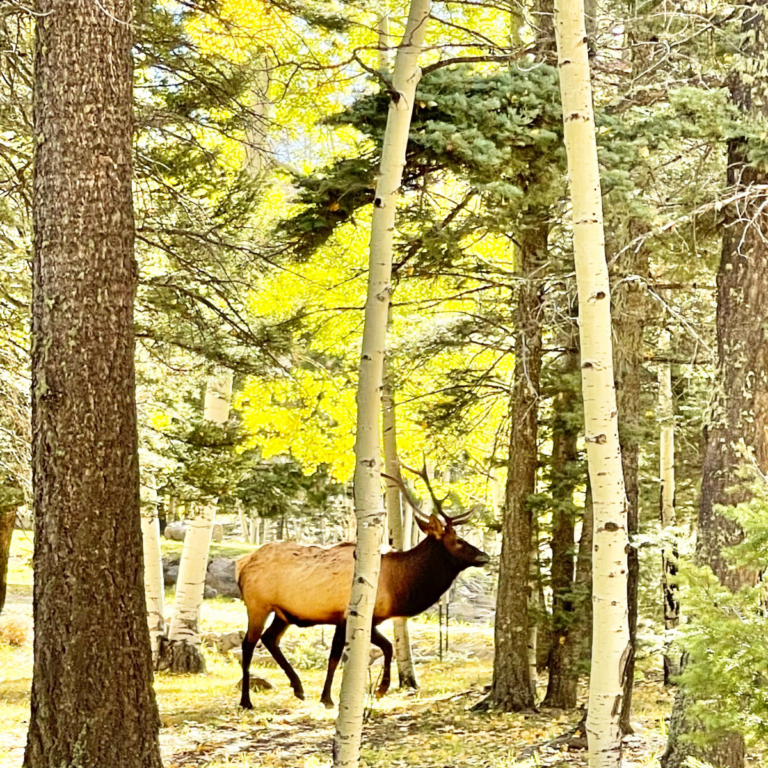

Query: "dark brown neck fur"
(381, 537), (466, 619)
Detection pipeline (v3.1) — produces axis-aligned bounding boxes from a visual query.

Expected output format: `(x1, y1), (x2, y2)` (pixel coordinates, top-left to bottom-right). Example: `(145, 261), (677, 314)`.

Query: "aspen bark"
(142, 476), (165, 662)
(554, 0), (629, 763)
(382, 363), (419, 690)
(164, 372), (232, 671)
(658, 330), (680, 684)
(24, 0), (162, 762)
(332, 3), (430, 763)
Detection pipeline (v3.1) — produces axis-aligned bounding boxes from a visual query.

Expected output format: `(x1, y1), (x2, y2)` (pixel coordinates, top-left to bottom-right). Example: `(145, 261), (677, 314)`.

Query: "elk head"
(384, 463), (490, 568)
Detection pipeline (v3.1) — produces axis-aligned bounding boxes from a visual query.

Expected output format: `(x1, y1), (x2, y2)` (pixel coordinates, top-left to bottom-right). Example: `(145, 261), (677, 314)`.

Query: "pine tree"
(24, 0), (162, 764)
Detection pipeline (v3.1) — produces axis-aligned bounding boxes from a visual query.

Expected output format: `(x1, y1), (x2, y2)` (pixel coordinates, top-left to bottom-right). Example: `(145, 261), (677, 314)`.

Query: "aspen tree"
(332, 1), (430, 763)
(142, 476), (165, 662)
(554, 0), (630, 763)
(163, 372), (232, 671)
(658, 329), (679, 684)
(382, 361), (419, 689)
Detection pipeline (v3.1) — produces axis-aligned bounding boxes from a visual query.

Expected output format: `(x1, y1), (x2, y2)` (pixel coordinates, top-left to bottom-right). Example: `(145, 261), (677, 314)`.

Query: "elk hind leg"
(241, 608), (269, 709)
(320, 622), (346, 708)
(261, 614), (305, 700)
(372, 626), (393, 698)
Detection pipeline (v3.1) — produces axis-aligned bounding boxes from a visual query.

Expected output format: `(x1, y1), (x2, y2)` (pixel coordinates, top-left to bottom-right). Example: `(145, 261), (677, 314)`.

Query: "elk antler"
(399, 463), (475, 526)
(380, 471), (432, 525)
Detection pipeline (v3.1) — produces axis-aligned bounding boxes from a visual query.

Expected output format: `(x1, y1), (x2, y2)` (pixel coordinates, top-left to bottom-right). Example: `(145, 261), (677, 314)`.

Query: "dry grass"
(0, 618), (28, 647)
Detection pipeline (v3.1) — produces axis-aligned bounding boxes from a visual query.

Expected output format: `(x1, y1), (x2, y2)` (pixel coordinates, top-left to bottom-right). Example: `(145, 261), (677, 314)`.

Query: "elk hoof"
(321, 696), (334, 709)
(293, 688), (305, 701)
(375, 686), (389, 699)
(240, 699), (254, 710)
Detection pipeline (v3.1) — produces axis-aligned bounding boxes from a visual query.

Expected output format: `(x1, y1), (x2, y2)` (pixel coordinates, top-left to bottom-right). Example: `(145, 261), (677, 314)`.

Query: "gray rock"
(206, 558), (239, 598)
(165, 565), (179, 586)
(163, 522), (187, 541)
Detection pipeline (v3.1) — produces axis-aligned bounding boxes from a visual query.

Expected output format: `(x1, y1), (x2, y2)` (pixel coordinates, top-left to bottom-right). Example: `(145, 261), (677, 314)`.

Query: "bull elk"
(236, 466), (490, 709)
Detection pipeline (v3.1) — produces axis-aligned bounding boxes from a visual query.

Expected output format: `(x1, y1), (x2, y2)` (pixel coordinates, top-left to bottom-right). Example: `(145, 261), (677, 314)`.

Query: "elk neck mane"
(381, 535), (463, 619)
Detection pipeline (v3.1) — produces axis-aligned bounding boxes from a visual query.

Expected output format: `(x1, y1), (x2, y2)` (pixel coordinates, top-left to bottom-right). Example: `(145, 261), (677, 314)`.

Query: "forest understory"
(0, 535), (742, 768)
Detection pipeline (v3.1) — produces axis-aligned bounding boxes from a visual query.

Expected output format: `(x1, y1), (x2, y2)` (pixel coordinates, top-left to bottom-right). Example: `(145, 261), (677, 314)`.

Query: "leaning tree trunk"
(23, 0), (162, 764)
(331, 2), (430, 764)
(554, 0), (630, 763)
(142, 477), (165, 663)
(0, 503), (18, 616)
(487, 219), (546, 712)
(161, 372), (232, 673)
(382, 361), (419, 690)
(658, 329), (680, 684)
(542, 340), (580, 709)
(663, 11), (768, 766)
(613, 235), (648, 735)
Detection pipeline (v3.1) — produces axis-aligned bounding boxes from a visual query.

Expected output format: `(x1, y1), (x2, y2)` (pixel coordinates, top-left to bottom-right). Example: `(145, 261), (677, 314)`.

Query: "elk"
(236, 466), (490, 709)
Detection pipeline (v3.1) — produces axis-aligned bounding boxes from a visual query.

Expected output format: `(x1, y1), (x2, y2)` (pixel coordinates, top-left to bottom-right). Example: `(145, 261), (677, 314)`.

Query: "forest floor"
(0, 531), (757, 767)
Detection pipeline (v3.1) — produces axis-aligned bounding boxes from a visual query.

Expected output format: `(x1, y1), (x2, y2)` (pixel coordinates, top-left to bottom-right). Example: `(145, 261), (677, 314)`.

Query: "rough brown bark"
(613, 237), (648, 734)
(488, 218), (546, 711)
(0, 504), (18, 615)
(24, 1), (162, 766)
(542, 341), (580, 709)
(663, 8), (767, 766)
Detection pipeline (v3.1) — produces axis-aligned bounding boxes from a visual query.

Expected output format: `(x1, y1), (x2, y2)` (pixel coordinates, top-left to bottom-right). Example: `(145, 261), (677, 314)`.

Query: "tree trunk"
(382, 362), (419, 690)
(24, 0), (162, 763)
(0, 503), (18, 615)
(613, 234), (648, 735)
(142, 477), (165, 663)
(658, 329), (680, 684)
(331, 3), (430, 763)
(663, 11), (768, 765)
(487, 220), (546, 712)
(161, 372), (232, 673)
(554, 1), (630, 763)
(542, 342), (580, 708)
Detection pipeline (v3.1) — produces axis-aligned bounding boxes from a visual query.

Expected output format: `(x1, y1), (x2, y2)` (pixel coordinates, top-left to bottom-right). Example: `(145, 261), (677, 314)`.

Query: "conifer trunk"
(382, 364), (418, 690)
(331, 3), (429, 763)
(554, 0), (630, 762)
(162, 372), (232, 672)
(24, 0), (162, 763)
(613, 238), (648, 734)
(658, 330), (679, 684)
(488, 221), (546, 712)
(663, 10), (768, 766)
(542, 342), (580, 708)
(0, 504), (17, 616)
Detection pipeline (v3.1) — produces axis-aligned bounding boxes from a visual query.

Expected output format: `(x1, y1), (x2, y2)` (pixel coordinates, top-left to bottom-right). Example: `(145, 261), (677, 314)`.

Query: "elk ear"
(425, 514), (445, 538)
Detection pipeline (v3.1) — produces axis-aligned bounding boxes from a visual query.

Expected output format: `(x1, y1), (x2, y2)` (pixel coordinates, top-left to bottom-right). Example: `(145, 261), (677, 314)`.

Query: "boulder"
(163, 522), (187, 541)
(206, 558), (239, 598)
(162, 521), (223, 542)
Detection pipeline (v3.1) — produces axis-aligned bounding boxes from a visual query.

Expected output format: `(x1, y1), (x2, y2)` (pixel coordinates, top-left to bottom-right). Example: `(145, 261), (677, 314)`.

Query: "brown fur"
(236, 514), (490, 709)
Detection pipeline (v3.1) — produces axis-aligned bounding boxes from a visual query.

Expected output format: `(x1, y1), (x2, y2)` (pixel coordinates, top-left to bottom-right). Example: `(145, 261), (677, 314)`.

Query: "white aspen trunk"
(141, 476), (165, 661)
(659, 332), (675, 532)
(658, 329), (679, 679)
(377, 1), (391, 72)
(239, 504), (249, 543)
(332, 4), (430, 763)
(382, 357), (419, 689)
(168, 372), (232, 647)
(244, 57), (270, 176)
(554, 3), (630, 765)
